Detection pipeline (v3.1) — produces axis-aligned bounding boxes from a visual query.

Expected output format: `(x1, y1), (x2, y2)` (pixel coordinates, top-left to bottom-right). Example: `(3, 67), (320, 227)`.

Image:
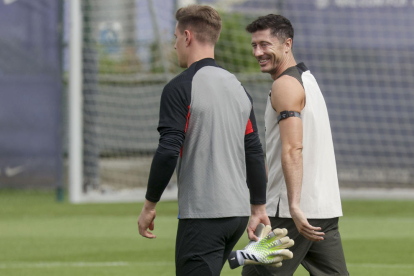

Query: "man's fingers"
(300, 228), (322, 240)
(138, 222), (156, 238)
(304, 225), (324, 237)
(300, 224), (325, 238)
(262, 216), (271, 226)
(138, 216), (156, 239)
(247, 228), (258, 241)
(138, 223), (156, 239)
(294, 221), (324, 241)
(309, 236), (324, 242)
(302, 227), (325, 236)
(307, 224), (322, 231)
(142, 230), (156, 239)
(306, 228), (324, 237)
(311, 234), (324, 241)
(253, 224), (272, 240)
(302, 222), (323, 232)
(303, 232), (324, 242)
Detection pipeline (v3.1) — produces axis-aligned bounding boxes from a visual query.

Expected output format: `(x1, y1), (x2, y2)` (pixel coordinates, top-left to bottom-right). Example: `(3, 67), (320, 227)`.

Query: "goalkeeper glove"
(228, 224), (294, 269)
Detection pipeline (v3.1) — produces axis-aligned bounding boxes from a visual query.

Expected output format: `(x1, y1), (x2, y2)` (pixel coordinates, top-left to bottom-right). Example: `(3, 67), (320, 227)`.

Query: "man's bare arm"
(271, 76), (324, 242)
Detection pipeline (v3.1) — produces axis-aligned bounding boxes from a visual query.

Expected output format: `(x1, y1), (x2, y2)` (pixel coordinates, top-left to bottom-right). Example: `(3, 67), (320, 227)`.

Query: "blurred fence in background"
(62, 0), (414, 201)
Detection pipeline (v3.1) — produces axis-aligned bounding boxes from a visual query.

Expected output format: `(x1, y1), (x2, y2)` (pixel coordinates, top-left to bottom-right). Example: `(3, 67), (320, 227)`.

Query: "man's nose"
(254, 47), (263, 57)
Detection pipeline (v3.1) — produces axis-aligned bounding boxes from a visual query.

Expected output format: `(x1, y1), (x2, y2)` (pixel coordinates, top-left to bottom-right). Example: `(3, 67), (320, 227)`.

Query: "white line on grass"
(1, 262), (414, 270)
(0, 261), (174, 269)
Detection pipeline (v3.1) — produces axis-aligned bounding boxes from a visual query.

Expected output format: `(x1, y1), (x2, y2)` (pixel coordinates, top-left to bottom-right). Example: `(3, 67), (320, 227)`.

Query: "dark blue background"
(0, 0), (62, 188)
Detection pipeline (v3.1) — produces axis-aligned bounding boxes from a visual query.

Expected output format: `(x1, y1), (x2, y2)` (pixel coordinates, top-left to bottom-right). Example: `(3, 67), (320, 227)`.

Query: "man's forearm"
(281, 146), (303, 211)
(245, 132), (267, 205)
(145, 128), (184, 202)
(145, 148), (179, 202)
(245, 153), (267, 204)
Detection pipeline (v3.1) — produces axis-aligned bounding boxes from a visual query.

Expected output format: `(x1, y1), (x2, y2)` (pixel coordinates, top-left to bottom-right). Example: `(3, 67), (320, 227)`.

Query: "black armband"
(277, 111), (301, 124)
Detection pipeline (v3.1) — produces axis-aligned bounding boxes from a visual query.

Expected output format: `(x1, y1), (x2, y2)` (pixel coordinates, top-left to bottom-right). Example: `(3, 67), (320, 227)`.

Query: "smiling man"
(137, 5), (272, 276)
(242, 15), (349, 276)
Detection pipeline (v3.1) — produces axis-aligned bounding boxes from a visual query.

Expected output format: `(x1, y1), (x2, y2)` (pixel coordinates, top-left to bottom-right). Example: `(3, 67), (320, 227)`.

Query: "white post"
(177, 0), (197, 8)
(148, 0), (171, 82)
(69, 0), (83, 203)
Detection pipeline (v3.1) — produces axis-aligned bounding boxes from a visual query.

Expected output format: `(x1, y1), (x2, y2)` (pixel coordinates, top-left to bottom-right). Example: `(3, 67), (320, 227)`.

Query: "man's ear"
(184, 30), (192, 47)
(285, 38), (292, 53)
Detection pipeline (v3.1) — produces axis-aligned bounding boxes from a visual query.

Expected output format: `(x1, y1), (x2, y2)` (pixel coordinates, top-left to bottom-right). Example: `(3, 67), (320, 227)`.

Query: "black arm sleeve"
(145, 81), (190, 202)
(145, 128), (185, 202)
(245, 107), (267, 205)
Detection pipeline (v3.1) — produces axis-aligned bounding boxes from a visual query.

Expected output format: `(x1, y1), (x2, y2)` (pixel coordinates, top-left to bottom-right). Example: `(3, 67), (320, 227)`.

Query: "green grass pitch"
(1, 190), (413, 276)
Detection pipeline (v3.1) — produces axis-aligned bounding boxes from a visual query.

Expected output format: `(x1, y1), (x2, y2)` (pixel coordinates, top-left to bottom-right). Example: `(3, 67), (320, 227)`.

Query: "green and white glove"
(228, 224), (294, 269)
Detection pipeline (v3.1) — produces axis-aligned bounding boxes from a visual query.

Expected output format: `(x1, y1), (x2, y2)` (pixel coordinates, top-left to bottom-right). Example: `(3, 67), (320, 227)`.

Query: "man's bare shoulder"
(271, 75), (305, 112)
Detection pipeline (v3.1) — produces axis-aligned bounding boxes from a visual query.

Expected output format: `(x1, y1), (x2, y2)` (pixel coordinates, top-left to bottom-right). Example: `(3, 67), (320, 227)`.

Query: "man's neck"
(186, 45), (215, 68)
(271, 54), (297, 80)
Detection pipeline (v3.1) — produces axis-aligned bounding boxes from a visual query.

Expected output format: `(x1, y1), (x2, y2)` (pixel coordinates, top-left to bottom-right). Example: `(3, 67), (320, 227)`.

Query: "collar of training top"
(191, 58), (219, 72)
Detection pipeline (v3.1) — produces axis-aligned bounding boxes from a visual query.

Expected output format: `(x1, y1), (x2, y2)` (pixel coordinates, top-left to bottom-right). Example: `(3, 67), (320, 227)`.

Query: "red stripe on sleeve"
(184, 105), (191, 133)
(181, 105), (191, 157)
(245, 119), (253, 135)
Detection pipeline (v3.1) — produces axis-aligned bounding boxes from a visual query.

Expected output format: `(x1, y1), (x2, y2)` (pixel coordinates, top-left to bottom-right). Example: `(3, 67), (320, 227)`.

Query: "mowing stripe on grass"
(1, 262), (414, 270)
(347, 263), (414, 269)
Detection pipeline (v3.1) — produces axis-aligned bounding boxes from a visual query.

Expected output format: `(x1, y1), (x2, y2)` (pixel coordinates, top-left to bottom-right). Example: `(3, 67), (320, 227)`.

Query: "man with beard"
(242, 14), (349, 276)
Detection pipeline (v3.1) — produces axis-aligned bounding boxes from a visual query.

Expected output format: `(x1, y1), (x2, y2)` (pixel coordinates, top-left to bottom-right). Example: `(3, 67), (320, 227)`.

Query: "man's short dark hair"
(246, 14), (294, 45)
(175, 5), (222, 45)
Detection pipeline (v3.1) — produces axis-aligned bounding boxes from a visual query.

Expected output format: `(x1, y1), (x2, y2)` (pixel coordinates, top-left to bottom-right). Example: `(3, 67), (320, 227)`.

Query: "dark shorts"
(175, 216), (249, 276)
(242, 217), (349, 276)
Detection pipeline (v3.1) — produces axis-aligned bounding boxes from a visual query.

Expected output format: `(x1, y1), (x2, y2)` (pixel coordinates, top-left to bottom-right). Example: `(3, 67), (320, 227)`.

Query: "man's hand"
(228, 223), (294, 269)
(290, 207), (324, 242)
(137, 200), (157, 239)
(247, 204), (271, 241)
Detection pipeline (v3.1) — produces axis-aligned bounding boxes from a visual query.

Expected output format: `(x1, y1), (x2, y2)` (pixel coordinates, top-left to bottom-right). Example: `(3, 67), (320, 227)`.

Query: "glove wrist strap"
(228, 250), (251, 269)
(228, 251), (243, 269)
